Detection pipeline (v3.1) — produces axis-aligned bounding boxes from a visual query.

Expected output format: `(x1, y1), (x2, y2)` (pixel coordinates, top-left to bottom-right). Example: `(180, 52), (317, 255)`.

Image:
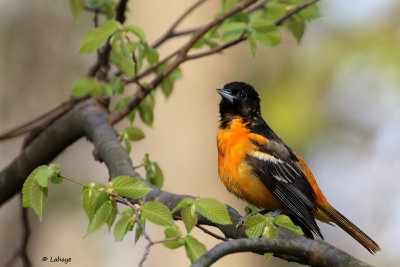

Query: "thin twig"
(275, 0), (319, 26)
(152, 0), (208, 48)
(185, 35), (247, 60)
(3, 194), (32, 267)
(85, 6), (107, 14)
(0, 97), (82, 142)
(196, 225), (228, 241)
(109, 0), (258, 125)
(59, 174), (87, 187)
(114, 196), (152, 267)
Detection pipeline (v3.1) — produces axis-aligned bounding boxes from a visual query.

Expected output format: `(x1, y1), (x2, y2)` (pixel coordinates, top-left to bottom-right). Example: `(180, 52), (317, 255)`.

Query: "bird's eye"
(239, 91), (247, 100)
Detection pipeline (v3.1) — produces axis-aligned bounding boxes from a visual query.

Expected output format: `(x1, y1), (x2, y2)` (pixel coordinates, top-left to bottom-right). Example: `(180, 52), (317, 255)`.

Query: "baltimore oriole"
(216, 81), (380, 253)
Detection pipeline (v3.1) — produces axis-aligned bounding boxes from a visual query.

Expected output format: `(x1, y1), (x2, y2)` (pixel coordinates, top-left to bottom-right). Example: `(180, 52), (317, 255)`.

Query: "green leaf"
(123, 25), (146, 42)
(138, 94), (155, 127)
(51, 175), (63, 184)
(107, 200), (118, 230)
(273, 214), (303, 235)
(287, 15), (305, 44)
(141, 201), (174, 226)
(264, 2), (287, 21)
(171, 198), (194, 214)
(35, 168), (53, 188)
(86, 199), (113, 236)
(31, 180), (48, 221)
(114, 209), (135, 241)
(22, 166), (50, 220)
(220, 22), (248, 43)
(111, 31), (135, 78)
(248, 33), (257, 57)
(125, 126), (145, 141)
(254, 30), (281, 47)
(80, 20), (121, 53)
(195, 198), (232, 224)
(110, 76), (125, 94)
(264, 253), (273, 263)
(244, 214), (267, 238)
(246, 221), (266, 238)
(263, 223), (278, 238)
(82, 187), (99, 220)
(124, 137), (132, 154)
(222, 0), (242, 12)
(69, 0), (85, 20)
(145, 46), (159, 65)
(146, 162), (164, 188)
(184, 235), (207, 263)
(163, 226), (184, 249)
(250, 18), (276, 33)
(182, 204), (197, 233)
(22, 171), (34, 208)
(71, 77), (103, 98)
(135, 214), (144, 243)
(111, 176), (152, 199)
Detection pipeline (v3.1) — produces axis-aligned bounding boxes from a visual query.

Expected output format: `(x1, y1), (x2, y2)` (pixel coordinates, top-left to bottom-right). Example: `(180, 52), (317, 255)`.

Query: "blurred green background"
(1, 0), (399, 266)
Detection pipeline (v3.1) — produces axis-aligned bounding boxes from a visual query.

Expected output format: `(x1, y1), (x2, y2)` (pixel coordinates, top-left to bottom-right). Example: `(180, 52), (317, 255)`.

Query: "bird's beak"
(217, 88), (235, 103)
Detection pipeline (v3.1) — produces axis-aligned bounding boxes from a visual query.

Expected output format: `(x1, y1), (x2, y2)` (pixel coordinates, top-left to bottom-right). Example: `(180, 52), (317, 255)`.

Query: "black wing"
(246, 119), (323, 239)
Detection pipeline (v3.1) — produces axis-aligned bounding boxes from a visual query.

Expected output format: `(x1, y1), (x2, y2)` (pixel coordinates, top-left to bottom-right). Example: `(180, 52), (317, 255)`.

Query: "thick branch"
(191, 238), (371, 267)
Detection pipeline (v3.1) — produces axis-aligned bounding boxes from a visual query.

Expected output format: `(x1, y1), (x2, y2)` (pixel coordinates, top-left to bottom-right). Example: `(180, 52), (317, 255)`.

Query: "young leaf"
(181, 204), (197, 233)
(125, 126), (145, 141)
(35, 168), (53, 188)
(110, 76), (125, 95)
(195, 198), (232, 225)
(111, 176), (152, 199)
(30, 178), (48, 221)
(244, 214), (267, 238)
(250, 18), (276, 33)
(135, 214), (145, 243)
(115, 96), (133, 112)
(110, 31), (135, 78)
(69, 0), (85, 20)
(141, 201), (174, 226)
(80, 20), (121, 53)
(22, 166), (50, 220)
(71, 77), (102, 98)
(86, 199), (113, 236)
(50, 175), (63, 184)
(246, 221), (266, 238)
(138, 93), (155, 127)
(273, 214), (303, 235)
(123, 25), (147, 42)
(171, 198), (194, 214)
(254, 30), (281, 47)
(264, 252), (273, 263)
(287, 15), (305, 44)
(146, 162), (164, 189)
(263, 223), (278, 238)
(82, 187), (99, 221)
(248, 32), (257, 57)
(114, 209), (135, 241)
(107, 200), (118, 230)
(220, 22), (248, 43)
(164, 226), (185, 249)
(184, 235), (207, 263)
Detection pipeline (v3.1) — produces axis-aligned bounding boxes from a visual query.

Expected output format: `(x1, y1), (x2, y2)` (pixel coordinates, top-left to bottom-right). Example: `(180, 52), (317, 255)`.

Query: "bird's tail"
(319, 204), (380, 254)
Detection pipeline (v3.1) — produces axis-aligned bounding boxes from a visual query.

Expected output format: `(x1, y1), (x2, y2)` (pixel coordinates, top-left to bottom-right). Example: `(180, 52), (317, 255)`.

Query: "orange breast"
(216, 118), (283, 210)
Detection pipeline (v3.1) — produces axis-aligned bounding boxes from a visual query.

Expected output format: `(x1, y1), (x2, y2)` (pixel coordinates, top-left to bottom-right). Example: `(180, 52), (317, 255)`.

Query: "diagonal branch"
(191, 238), (371, 267)
(152, 0), (208, 48)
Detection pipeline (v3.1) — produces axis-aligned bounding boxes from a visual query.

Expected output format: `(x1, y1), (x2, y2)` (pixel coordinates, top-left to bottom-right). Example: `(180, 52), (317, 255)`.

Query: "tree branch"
(275, 0), (320, 26)
(191, 238), (371, 267)
(152, 0), (208, 48)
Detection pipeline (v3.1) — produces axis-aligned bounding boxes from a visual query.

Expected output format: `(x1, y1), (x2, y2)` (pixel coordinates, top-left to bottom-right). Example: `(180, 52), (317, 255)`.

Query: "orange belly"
(217, 118), (283, 211)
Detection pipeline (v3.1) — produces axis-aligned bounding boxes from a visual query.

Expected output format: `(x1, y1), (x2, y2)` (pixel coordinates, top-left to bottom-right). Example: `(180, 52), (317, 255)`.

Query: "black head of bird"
(217, 81), (261, 119)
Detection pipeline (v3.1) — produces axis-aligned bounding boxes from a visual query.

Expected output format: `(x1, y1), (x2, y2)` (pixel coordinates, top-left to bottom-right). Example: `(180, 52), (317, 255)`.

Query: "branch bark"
(191, 238), (372, 267)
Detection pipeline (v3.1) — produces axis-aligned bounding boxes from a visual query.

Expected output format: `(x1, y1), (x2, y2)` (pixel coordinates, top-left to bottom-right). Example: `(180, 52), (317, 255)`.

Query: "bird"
(216, 81), (380, 253)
